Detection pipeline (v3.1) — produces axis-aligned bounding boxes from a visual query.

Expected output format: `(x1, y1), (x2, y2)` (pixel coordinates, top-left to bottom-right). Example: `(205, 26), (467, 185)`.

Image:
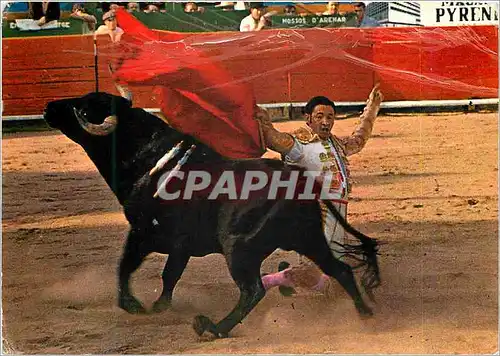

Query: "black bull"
(43, 92), (380, 338)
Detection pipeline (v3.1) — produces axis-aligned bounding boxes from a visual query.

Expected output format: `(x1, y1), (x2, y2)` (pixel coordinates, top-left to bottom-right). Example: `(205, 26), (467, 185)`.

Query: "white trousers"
(320, 200), (348, 260)
(296, 200), (348, 266)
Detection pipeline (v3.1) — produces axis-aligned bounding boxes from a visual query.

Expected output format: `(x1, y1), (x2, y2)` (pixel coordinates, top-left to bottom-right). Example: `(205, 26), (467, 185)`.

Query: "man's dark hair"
(304, 96), (336, 115)
(284, 4), (296, 13)
(250, 2), (266, 10)
(354, 2), (366, 9)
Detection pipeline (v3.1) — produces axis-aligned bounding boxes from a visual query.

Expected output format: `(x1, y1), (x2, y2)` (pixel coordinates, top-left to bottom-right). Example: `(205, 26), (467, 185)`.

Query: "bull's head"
(43, 91), (170, 203)
(44, 92), (132, 142)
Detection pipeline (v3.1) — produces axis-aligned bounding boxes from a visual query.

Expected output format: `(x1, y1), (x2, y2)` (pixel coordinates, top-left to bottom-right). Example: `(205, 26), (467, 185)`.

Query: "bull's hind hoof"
(193, 315), (222, 337)
(193, 315), (211, 336)
(151, 296), (172, 313)
(119, 295), (147, 314)
(358, 306), (374, 319)
(366, 289), (377, 304)
(278, 261), (296, 297)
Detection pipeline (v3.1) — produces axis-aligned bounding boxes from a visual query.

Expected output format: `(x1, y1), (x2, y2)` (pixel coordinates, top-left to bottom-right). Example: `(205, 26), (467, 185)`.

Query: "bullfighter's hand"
(368, 83), (384, 105)
(254, 106), (273, 127)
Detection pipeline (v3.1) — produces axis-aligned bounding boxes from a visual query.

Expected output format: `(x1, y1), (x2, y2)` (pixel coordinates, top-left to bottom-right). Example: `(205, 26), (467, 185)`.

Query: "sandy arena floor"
(2, 112), (498, 354)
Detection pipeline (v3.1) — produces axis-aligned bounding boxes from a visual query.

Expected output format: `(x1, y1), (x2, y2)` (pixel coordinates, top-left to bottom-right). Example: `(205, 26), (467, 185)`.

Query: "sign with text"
(2, 19), (84, 37)
(272, 14), (357, 29)
(14, 19), (67, 31)
(421, 1), (499, 26)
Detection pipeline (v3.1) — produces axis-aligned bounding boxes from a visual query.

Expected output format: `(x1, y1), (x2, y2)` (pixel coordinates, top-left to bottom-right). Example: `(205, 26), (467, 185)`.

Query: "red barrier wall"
(2, 26), (497, 116)
(370, 26), (498, 100)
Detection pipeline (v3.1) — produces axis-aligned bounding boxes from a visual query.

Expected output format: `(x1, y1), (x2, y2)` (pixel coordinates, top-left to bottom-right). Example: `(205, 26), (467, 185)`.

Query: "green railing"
(2, 9), (357, 38)
(2, 17), (89, 37)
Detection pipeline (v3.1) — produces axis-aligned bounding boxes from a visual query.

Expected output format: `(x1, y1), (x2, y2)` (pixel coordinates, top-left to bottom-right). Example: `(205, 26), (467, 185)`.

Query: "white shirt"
(234, 1), (247, 10)
(239, 14), (259, 32)
(94, 25), (124, 42)
(285, 138), (348, 200)
(286, 138), (349, 253)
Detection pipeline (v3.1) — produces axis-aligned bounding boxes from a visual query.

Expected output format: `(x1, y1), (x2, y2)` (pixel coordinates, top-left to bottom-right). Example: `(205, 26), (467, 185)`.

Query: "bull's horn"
(73, 107), (118, 136)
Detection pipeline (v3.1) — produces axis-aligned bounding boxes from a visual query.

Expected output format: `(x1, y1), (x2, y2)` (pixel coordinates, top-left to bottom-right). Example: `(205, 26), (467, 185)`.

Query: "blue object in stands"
(4, 2), (73, 12)
(263, 2), (294, 5)
(60, 2), (74, 11)
(5, 2), (28, 12)
(263, 1), (326, 5)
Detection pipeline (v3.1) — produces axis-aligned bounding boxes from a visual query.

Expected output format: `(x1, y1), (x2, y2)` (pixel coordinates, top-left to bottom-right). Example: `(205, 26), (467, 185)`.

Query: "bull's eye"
(74, 108), (88, 118)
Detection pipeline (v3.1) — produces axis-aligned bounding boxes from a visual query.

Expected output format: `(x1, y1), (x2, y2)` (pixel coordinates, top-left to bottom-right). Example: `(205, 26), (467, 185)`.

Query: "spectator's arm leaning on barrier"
(254, 107), (295, 155)
(256, 15), (267, 30)
(95, 11), (124, 42)
(70, 4), (97, 31)
(339, 84), (383, 156)
(239, 3), (268, 32)
(239, 15), (266, 32)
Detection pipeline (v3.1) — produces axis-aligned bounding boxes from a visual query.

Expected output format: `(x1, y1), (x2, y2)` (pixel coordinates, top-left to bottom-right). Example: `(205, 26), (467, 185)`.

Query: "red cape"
(113, 9), (265, 159)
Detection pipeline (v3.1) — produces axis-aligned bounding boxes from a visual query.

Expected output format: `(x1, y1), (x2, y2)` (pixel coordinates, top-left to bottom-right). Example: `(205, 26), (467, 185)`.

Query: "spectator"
(155, 2), (167, 13)
(215, 2), (235, 11)
(70, 3), (97, 32)
(283, 4), (296, 16)
(234, 2), (247, 10)
(239, 2), (268, 32)
(29, 1), (60, 26)
(101, 2), (125, 13)
(322, 2), (339, 15)
(353, 2), (379, 27)
(184, 2), (205, 13)
(142, 2), (166, 13)
(127, 2), (140, 12)
(143, 3), (159, 13)
(95, 11), (124, 42)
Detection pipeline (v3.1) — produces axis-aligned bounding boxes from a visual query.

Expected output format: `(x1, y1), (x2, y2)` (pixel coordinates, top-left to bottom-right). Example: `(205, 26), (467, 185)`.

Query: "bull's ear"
(120, 95), (133, 108)
(115, 83), (133, 104)
(110, 95), (132, 114)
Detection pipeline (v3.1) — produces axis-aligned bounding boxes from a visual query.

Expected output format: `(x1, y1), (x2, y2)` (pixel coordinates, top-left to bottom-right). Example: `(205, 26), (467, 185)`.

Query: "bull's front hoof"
(216, 331), (229, 338)
(357, 305), (374, 319)
(151, 296), (172, 313)
(193, 315), (210, 336)
(193, 315), (220, 337)
(365, 289), (377, 304)
(278, 261), (296, 297)
(119, 295), (147, 314)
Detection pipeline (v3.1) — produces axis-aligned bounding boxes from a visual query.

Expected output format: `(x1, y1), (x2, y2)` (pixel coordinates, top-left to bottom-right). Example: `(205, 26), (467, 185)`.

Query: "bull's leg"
(118, 228), (151, 314)
(308, 252), (373, 317)
(193, 258), (265, 338)
(151, 252), (190, 313)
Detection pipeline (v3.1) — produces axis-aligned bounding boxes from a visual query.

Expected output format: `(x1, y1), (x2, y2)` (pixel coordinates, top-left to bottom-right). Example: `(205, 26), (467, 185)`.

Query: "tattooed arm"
(340, 84), (384, 156)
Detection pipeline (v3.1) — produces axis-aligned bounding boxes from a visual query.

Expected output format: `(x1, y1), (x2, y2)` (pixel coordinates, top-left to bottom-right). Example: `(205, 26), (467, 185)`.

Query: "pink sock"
(261, 270), (293, 290)
(311, 274), (330, 292)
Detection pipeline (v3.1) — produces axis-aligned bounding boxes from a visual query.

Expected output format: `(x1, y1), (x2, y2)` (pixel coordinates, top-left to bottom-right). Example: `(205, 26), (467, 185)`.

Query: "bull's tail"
(322, 200), (381, 296)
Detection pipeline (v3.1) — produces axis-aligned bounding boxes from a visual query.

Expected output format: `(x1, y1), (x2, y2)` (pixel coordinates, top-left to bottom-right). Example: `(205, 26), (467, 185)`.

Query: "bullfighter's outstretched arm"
(340, 84), (384, 156)
(254, 107), (295, 155)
